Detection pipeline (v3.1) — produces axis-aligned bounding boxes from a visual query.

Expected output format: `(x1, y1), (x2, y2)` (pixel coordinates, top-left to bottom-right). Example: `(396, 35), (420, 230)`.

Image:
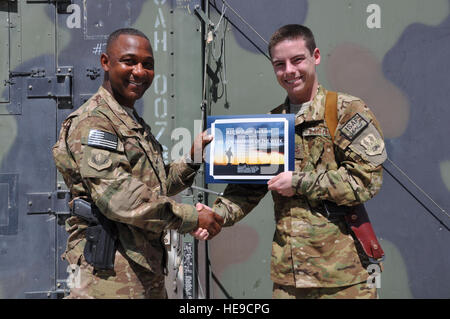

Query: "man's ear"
(313, 48), (321, 66)
(100, 53), (110, 72)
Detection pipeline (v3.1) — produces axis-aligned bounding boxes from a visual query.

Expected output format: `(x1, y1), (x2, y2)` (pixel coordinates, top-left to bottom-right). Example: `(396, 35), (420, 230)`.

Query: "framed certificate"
(205, 114), (295, 184)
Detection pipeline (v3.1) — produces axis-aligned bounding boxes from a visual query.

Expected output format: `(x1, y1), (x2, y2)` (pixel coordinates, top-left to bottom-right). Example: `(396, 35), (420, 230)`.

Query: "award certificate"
(205, 114), (295, 184)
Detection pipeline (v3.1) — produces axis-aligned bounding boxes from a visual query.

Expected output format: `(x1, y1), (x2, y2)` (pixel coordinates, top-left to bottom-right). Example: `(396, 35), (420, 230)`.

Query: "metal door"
(0, 0), (205, 298)
(0, 0), (63, 298)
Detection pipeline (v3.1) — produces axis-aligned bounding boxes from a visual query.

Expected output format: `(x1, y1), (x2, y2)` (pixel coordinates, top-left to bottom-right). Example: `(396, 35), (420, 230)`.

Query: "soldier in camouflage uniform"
(204, 24), (387, 298)
(52, 28), (223, 299)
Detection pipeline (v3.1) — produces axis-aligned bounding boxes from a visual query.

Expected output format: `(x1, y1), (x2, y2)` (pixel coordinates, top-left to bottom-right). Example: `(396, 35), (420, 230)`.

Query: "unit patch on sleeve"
(349, 123), (387, 167)
(87, 149), (113, 171)
(340, 113), (369, 141)
(87, 129), (118, 151)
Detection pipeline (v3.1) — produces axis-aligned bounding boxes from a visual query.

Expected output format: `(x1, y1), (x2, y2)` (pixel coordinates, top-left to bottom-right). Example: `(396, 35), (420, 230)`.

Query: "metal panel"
(0, 174), (18, 236)
(0, 0), (58, 298)
(0, 1), (10, 103)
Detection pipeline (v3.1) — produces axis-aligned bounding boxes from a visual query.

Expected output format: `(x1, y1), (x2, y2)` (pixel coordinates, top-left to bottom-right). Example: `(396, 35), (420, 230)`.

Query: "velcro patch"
(88, 129), (118, 151)
(340, 113), (368, 141)
(349, 123), (387, 167)
(87, 149), (112, 171)
(302, 127), (331, 138)
(360, 133), (385, 156)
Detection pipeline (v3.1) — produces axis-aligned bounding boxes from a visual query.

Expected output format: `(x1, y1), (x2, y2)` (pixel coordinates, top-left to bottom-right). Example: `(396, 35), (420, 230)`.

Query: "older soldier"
(199, 24), (386, 299)
(52, 28), (223, 299)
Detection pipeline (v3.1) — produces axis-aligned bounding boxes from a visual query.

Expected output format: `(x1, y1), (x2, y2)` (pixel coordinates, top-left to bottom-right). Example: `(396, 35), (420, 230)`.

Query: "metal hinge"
(24, 288), (67, 299)
(86, 67), (101, 80)
(26, 189), (70, 217)
(6, 69), (46, 86)
(26, 66), (73, 108)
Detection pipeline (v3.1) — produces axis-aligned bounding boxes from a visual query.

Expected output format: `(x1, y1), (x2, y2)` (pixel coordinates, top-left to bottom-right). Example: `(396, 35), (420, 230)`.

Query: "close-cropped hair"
(268, 24), (316, 57)
(105, 28), (150, 53)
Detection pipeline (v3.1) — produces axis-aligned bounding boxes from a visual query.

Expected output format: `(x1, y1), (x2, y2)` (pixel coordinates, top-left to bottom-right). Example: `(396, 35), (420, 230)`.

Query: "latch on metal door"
(26, 189), (71, 220)
(25, 66), (74, 108)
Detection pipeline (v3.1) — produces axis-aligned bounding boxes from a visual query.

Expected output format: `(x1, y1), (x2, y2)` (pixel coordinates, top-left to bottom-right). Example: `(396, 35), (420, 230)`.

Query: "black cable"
(209, 0), (271, 61)
(383, 164), (450, 231)
(207, 259), (234, 299)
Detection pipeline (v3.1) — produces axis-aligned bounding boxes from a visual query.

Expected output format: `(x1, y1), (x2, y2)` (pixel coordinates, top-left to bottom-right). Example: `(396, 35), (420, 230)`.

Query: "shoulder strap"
(324, 91), (338, 143)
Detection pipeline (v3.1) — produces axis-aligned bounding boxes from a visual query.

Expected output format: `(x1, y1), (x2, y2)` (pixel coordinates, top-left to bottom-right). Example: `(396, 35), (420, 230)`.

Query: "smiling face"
(101, 34), (154, 108)
(271, 37), (321, 104)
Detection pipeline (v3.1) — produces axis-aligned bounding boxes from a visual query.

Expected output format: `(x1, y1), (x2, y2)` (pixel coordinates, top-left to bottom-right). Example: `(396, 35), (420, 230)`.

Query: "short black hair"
(106, 28), (151, 54)
(268, 24), (316, 58)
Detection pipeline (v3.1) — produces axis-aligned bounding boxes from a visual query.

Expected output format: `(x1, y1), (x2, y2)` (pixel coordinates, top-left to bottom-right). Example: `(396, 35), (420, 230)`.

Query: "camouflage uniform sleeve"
(213, 183), (268, 226)
(68, 117), (198, 234)
(164, 155), (199, 197)
(292, 99), (387, 206)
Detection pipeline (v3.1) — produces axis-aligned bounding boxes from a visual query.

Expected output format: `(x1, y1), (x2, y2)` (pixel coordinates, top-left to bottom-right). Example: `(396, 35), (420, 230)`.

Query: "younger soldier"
(52, 28), (223, 298)
(203, 24), (386, 299)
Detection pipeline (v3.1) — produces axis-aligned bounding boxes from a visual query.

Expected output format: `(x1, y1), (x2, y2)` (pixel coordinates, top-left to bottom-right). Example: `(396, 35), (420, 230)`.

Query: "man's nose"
(285, 61), (295, 74)
(133, 63), (146, 77)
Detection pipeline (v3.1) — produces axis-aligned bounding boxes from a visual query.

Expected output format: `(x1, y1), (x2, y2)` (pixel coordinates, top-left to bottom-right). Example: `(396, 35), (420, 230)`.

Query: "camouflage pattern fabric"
(272, 281), (377, 299)
(213, 85), (386, 289)
(66, 249), (167, 299)
(53, 86), (200, 298)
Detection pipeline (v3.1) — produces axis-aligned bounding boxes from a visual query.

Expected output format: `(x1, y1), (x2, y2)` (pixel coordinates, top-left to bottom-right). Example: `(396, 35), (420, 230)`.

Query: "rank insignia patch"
(88, 129), (118, 151)
(340, 113), (369, 140)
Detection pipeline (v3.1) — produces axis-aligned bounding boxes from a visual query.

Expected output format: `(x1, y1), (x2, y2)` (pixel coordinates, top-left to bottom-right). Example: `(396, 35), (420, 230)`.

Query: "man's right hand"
(195, 203), (224, 239)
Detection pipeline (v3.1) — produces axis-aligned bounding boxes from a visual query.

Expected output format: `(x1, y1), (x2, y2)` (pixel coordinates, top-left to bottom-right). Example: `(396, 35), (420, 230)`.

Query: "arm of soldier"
(164, 131), (213, 196)
(164, 155), (200, 197)
(292, 101), (386, 206)
(68, 117), (198, 234)
(212, 183), (268, 226)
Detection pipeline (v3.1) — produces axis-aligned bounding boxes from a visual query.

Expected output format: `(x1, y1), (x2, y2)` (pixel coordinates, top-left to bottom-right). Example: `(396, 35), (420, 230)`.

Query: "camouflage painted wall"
(205, 0), (450, 299)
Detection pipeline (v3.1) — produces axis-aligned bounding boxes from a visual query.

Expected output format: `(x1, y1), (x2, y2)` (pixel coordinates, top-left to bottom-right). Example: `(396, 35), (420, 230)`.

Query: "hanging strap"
(323, 91), (385, 262)
(324, 91), (338, 143)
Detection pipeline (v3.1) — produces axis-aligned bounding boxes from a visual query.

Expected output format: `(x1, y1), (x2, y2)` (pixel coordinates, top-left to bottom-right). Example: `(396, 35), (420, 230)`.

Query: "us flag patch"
(87, 129), (118, 151)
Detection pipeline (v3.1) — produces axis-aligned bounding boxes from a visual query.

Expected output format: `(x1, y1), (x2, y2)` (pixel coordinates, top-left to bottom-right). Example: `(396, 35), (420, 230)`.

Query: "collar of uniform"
(293, 84), (327, 127)
(97, 86), (143, 131)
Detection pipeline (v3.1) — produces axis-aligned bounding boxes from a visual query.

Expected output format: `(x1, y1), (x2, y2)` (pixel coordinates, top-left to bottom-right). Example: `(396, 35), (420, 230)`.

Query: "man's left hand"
(267, 171), (295, 197)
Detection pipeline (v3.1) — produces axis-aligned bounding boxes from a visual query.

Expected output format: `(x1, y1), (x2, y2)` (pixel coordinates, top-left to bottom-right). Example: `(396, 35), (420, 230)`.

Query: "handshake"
(190, 203), (224, 240)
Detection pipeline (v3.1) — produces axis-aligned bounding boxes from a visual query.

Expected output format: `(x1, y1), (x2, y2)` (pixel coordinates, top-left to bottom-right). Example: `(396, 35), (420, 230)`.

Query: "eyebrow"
(272, 54), (306, 64)
(120, 53), (154, 61)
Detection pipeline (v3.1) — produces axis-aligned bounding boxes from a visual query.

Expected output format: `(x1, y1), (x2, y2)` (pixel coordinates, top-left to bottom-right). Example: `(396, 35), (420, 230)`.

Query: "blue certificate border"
(205, 114), (295, 184)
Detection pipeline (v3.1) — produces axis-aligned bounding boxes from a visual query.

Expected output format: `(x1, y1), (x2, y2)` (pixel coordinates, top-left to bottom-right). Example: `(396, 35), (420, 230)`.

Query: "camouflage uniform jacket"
(213, 85), (386, 288)
(52, 86), (199, 274)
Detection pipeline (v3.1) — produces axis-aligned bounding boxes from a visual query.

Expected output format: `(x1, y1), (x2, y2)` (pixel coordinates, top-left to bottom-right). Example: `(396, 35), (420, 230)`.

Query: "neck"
(102, 80), (134, 109)
(289, 81), (319, 104)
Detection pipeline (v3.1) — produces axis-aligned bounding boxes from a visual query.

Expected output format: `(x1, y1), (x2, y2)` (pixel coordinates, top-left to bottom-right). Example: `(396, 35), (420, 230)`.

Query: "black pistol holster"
(72, 199), (118, 270)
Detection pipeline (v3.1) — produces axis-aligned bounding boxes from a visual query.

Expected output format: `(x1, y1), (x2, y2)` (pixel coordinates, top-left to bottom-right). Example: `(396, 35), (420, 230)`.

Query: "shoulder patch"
(349, 123), (387, 167)
(88, 129), (118, 151)
(87, 149), (112, 171)
(340, 113), (368, 141)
